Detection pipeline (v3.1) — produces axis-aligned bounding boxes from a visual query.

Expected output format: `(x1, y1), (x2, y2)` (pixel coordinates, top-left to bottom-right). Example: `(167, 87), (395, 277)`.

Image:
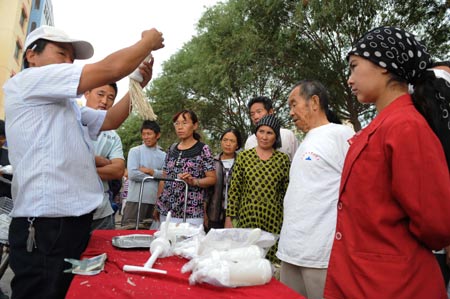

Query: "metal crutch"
(136, 176), (189, 230)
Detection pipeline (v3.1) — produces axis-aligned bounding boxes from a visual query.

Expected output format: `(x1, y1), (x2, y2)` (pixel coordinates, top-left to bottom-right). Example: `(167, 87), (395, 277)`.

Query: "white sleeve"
(20, 64), (83, 103)
(244, 134), (257, 150)
(80, 106), (107, 140)
(288, 130), (299, 158)
(280, 128), (299, 161)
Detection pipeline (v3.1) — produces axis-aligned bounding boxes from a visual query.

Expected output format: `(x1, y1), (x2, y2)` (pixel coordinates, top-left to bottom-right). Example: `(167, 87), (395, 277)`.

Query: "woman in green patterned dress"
(225, 114), (290, 263)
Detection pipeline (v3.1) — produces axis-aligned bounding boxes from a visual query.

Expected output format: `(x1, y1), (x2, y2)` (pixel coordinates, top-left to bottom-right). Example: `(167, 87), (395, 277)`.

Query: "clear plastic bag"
(187, 255), (272, 287)
(198, 228), (277, 257)
(154, 221), (204, 247)
(179, 228), (277, 288)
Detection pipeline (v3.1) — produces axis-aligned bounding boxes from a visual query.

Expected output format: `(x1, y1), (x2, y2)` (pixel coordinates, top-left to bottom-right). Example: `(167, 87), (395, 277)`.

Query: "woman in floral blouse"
(154, 109), (216, 225)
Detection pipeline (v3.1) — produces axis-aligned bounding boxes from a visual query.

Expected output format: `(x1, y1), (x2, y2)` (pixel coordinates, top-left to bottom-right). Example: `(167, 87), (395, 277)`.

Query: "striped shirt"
(3, 63), (106, 217)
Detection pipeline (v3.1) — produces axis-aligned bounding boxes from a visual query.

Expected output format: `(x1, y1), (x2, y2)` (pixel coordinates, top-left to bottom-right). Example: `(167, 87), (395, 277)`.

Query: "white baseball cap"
(24, 25), (94, 60)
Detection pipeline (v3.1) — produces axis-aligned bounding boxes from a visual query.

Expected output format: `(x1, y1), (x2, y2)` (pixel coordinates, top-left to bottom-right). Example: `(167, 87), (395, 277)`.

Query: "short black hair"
(108, 83), (118, 96)
(23, 39), (50, 69)
(141, 120), (161, 134)
(247, 96), (273, 112)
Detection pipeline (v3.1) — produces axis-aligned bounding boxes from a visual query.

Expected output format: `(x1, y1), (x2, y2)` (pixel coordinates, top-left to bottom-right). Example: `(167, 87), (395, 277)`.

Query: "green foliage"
(149, 0), (307, 147)
(120, 0), (449, 149)
(291, 0), (449, 130)
(381, 0), (450, 59)
(116, 114), (143, 163)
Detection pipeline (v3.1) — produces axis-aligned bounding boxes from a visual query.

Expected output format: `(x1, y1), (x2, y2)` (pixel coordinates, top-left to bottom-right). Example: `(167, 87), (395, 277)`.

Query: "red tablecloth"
(66, 230), (304, 299)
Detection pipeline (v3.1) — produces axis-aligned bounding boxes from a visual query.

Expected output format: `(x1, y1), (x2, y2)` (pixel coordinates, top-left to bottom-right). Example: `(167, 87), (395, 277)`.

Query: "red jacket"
(324, 95), (450, 299)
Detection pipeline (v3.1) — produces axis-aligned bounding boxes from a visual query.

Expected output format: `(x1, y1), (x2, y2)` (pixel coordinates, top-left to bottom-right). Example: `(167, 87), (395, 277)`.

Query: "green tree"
(146, 0), (449, 140)
(149, 0), (306, 146)
(291, 0), (450, 130)
(116, 114), (143, 162)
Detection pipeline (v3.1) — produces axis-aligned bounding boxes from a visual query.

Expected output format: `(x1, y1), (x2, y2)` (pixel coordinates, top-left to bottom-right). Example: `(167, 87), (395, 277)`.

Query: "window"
(14, 41), (23, 61)
(19, 8), (27, 29)
(31, 22), (37, 31)
(35, 0), (41, 9)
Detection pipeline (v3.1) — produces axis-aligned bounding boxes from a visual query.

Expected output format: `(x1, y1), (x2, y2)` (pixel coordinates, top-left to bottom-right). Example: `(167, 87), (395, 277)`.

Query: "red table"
(66, 230), (304, 299)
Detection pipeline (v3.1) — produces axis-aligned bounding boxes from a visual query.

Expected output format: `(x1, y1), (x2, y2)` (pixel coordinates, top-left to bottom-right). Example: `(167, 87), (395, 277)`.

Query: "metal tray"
(112, 234), (154, 249)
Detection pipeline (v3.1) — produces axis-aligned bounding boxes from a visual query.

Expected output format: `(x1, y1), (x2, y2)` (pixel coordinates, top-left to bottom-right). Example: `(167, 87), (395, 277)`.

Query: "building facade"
(0, 0), (54, 119)
(28, 0), (54, 33)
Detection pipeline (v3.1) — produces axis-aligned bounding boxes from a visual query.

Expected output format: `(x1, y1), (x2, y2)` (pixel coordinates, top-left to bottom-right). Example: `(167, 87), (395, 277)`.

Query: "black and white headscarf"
(347, 26), (433, 84)
(349, 26), (450, 168)
(254, 114), (282, 149)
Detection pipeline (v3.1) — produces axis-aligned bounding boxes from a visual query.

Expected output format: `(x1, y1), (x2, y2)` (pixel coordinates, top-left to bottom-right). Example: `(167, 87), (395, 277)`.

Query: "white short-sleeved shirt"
(3, 63), (106, 217)
(93, 130), (124, 220)
(276, 123), (354, 268)
(245, 127), (298, 161)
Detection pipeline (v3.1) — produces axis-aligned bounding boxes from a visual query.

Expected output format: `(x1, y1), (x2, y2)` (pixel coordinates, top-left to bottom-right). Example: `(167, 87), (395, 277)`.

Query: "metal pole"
(180, 179), (188, 223)
(136, 176), (189, 230)
(136, 176), (154, 230)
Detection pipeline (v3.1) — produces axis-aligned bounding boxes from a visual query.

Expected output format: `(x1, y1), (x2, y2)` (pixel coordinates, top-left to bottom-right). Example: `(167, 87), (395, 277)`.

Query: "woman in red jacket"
(324, 26), (450, 299)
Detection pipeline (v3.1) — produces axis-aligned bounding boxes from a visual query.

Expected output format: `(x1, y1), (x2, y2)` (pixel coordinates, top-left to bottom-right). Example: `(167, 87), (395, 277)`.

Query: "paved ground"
(0, 267), (12, 297)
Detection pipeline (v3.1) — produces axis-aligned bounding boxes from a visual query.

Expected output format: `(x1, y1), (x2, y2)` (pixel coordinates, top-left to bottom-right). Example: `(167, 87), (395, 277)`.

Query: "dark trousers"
(8, 213), (93, 299)
(434, 253), (450, 289)
(121, 202), (154, 226)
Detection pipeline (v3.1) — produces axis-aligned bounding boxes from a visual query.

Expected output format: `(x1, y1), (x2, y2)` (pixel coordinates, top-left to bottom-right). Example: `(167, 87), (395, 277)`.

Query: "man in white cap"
(2, 25), (164, 299)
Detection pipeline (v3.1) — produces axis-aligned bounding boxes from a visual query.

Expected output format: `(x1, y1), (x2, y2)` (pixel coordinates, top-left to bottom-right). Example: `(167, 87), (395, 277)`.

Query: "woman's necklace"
(175, 150), (183, 168)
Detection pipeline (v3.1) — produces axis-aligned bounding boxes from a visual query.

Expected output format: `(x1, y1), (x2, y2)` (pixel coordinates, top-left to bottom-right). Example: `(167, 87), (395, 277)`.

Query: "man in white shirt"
(276, 80), (354, 299)
(244, 96), (298, 161)
(85, 83), (125, 230)
(3, 25), (163, 299)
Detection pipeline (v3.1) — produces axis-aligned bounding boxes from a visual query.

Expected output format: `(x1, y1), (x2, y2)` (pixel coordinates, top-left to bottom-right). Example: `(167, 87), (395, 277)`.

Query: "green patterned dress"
(226, 148), (290, 263)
